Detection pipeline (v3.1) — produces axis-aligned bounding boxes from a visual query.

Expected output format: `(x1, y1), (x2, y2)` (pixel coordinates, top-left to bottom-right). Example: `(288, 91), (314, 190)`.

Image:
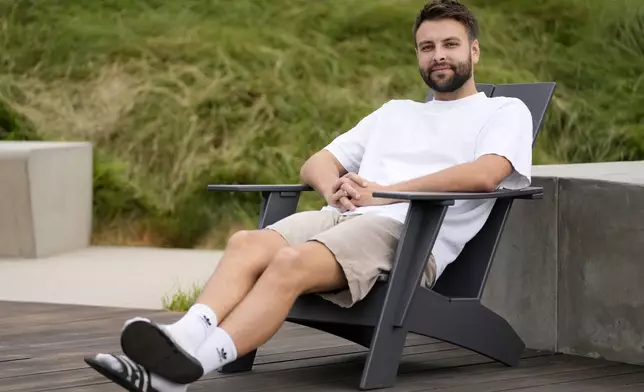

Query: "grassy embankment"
(1, 0), (642, 308)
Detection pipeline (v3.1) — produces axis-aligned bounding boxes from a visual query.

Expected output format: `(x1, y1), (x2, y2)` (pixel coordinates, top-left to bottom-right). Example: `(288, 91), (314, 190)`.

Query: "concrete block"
(557, 178), (644, 364)
(482, 177), (559, 351)
(0, 142), (93, 258)
(533, 161), (644, 185)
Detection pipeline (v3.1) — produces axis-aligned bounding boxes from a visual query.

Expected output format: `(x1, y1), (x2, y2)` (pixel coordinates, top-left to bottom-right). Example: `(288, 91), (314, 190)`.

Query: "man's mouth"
(431, 65), (452, 72)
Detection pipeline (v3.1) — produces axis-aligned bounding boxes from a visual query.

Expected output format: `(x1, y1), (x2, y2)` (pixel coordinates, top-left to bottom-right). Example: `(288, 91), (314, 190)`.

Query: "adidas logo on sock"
(201, 315), (212, 327)
(217, 347), (228, 361)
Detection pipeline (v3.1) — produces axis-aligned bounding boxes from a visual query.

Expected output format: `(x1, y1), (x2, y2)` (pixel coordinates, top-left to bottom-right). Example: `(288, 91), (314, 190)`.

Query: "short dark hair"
(413, 0), (479, 45)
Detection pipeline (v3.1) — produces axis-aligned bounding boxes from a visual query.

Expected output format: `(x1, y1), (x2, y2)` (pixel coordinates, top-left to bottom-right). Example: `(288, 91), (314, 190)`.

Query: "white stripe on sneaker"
(116, 355), (133, 382)
(138, 363), (150, 391)
(120, 355), (142, 388)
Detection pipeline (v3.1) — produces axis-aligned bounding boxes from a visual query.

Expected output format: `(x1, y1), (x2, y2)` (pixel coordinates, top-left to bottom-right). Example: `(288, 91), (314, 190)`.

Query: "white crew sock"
(94, 353), (187, 392)
(194, 327), (238, 374)
(164, 303), (218, 356)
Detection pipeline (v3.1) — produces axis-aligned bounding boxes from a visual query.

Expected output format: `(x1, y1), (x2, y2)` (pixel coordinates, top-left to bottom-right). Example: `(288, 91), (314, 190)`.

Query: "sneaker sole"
(120, 320), (203, 384)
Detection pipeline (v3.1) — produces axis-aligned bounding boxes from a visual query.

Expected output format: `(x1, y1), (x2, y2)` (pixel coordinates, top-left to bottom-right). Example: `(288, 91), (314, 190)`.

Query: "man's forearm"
(300, 150), (347, 197)
(388, 162), (495, 193)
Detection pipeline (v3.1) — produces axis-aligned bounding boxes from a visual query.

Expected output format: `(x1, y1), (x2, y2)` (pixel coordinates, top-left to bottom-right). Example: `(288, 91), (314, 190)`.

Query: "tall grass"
(1, 0), (642, 248)
(162, 282), (203, 312)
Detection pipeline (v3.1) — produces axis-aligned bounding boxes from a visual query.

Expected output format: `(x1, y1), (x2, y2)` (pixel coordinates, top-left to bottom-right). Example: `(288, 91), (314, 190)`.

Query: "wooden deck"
(2, 301), (644, 392)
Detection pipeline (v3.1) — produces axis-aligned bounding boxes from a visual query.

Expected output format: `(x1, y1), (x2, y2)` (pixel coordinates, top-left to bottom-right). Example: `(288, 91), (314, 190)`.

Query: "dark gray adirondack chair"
(208, 82), (557, 390)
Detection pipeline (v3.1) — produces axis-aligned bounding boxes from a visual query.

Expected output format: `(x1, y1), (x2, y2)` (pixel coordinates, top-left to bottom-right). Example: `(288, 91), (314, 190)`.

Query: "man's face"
(415, 19), (479, 93)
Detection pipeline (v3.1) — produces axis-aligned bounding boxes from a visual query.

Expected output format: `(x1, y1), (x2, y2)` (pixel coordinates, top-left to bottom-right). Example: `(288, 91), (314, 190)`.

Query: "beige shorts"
(265, 210), (437, 308)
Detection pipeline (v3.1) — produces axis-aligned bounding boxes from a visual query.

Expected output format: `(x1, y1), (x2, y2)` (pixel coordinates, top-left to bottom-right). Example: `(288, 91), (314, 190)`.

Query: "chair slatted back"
(432, 82), (556, 299)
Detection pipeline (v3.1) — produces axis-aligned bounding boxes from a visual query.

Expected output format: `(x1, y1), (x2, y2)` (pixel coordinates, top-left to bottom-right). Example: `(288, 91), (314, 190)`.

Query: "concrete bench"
(0, 141), (92, 258)
(483, 161), (644, 366)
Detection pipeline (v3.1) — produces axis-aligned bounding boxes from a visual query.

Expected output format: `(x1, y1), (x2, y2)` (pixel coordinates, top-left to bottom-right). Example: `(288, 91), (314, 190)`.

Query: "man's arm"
(300, 149), (349, 200)
(300, 102), (390, 210)
(340, 154), (513, 209)
(387, 154), (513, 194)
(337, 100), (532, 208)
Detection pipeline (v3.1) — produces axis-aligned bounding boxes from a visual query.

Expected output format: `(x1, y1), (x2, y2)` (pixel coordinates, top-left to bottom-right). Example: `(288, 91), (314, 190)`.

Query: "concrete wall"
(557, 178), (644, 364)
(483, 161), (644, 365)
(482, 177), (559, 352)
(0, 142), (93, 258)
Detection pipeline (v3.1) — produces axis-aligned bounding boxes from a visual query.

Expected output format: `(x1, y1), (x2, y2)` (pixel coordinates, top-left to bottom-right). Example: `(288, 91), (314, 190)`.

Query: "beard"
(420, 55), (472, 93)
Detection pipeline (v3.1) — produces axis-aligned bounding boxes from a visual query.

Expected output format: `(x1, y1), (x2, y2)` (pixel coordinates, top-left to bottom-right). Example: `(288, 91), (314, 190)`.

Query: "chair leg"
(218, 349), (257, 373)
(407, 291), (525, 367)
(359, 326), (408, 390)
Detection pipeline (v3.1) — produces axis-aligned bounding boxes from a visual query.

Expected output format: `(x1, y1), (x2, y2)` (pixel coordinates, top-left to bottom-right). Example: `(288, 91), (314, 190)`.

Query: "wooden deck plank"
(191, 355), (613, 392)
(183, 351), (550, 391)
(504, 371), (644, 392)
(0, 324), (369, 380)
(0, 337), (444, 383)
(0, 338), (454, 390)
(0, 302), (155, 328)
(37, 350), (544, 392)
(422, 365), (643, 392)
(1, 301), (642, 392)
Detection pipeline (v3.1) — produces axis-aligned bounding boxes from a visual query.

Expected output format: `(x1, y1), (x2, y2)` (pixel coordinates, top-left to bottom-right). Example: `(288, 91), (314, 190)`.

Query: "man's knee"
(223, 229), (287, 274)
(226, 229), (283, 250)
(226, 229), (258, 249)
(262, 247), (307, 289)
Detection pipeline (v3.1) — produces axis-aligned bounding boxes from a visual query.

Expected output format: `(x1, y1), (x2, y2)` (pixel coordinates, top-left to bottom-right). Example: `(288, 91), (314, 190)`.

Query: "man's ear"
(471, 39), (480, 64)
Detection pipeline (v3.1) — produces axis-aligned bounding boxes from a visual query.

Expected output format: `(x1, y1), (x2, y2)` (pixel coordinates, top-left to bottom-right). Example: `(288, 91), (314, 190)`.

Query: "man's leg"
(186, 214), (404, 381)
(188, 210), (339, 326)
(122, 229), (287, 359)
(85, 240), (345, 392)
(122, 239), (347, 385)
(117, 211), (341, 383)
(181, 229), (288, 329)
(84, 229), (288, 392)
(208, 240), (347, 357)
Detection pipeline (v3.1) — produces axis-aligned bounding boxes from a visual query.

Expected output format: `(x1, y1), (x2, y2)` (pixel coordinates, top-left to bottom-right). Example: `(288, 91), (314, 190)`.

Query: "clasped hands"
(325, 173), (391, 212)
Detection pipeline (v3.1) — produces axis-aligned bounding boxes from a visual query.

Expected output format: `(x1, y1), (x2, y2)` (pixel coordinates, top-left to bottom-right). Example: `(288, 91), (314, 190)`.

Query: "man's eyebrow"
(417, 37), (462, 46)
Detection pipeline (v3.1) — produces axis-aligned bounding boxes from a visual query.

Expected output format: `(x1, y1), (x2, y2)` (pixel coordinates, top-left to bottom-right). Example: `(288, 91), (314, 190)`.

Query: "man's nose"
(433, 47), (446, 62)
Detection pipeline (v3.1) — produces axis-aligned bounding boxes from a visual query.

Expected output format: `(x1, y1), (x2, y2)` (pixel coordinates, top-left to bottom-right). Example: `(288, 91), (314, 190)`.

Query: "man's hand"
(325, 173), (357, 212)
(325, 173), (392, 212)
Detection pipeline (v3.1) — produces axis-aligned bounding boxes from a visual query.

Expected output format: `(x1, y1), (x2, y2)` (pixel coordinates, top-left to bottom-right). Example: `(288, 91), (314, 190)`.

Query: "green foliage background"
(1, 0), (643, 248)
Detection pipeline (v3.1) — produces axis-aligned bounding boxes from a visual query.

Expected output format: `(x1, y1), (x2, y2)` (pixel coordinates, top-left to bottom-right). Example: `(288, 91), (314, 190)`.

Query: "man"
(85, 1), (533, 391)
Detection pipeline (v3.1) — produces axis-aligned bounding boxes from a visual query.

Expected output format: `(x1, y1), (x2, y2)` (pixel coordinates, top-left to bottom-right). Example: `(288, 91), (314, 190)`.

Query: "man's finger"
(344, 172), (367, 187)
(331, 178), (344, 193)
(341, 183), (360, 199)
(332, 188), (345, 200)
(339, 176), (361, 188)
(331, 189), (348, 209)
(339, 196), (355, 212)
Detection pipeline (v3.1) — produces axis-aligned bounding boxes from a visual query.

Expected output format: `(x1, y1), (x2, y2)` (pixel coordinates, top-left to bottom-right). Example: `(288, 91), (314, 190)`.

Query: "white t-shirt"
(322, 92), (533, 279)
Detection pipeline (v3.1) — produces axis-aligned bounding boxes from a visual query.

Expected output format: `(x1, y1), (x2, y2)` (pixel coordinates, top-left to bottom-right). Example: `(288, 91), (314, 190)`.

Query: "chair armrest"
(207, 184), (314, 192)
(373, 186), (543, 201)
(206, 184), (314, 228)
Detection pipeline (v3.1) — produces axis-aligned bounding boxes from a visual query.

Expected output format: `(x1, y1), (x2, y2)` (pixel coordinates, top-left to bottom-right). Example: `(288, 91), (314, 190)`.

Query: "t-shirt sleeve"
(474, 99), (533, 189)
(323, 103), (385, 174)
